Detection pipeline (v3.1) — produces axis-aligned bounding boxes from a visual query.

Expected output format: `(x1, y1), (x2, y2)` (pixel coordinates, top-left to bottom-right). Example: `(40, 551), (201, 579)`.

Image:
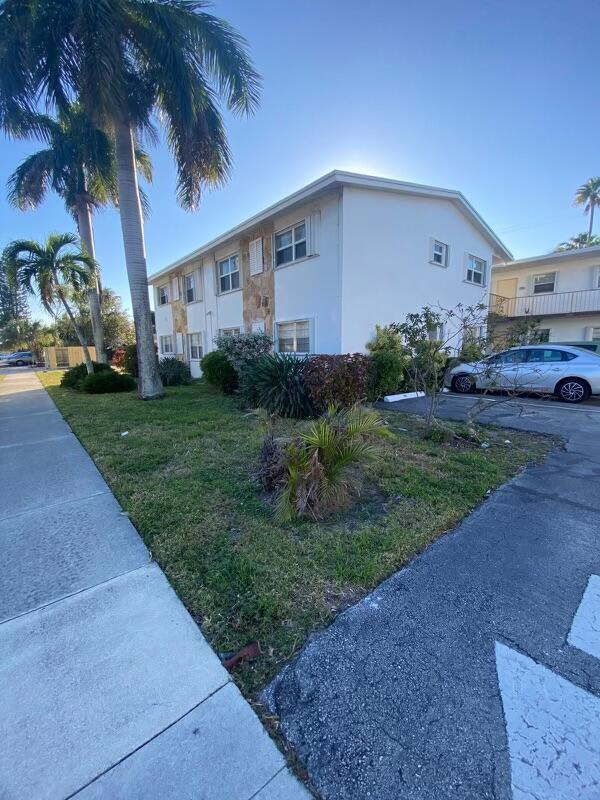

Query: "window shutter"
(175, 333), (184, 354)
(171, 276), (180, 301)
(307, 211), (321, 256)
(249, 238), (263, 275)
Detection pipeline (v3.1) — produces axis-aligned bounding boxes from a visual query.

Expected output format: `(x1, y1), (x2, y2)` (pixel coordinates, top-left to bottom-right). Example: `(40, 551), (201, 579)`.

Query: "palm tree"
(555, 232), (600, 251)
(6, 105), (152, 364)
(3, 233), (97, 373)
(0, 1), (260, 399)
(574, 177), (600, 238)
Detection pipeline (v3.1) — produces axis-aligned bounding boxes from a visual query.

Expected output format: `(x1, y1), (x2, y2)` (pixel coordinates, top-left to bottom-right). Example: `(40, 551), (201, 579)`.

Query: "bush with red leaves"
(303, 354), (374, 411)
(111, 347), (126, 369)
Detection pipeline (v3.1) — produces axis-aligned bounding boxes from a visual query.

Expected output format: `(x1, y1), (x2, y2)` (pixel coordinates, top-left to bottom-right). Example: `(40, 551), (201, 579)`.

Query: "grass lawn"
(39, 372), (555, 697)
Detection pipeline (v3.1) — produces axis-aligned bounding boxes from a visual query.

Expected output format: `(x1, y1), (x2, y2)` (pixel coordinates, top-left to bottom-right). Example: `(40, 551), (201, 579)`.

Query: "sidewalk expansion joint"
(0, 489), (110, 523)
(0, 434), (72, 450)
(0, 561), (152, 627)
(66, 681), (232, 800)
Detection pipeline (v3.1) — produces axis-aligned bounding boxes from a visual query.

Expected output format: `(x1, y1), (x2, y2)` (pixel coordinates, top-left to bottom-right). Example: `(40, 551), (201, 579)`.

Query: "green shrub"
(123, 343), (138, 376)
(200, 350), (238, 394)
(158, 357), (192, 386)
(213, 331), (272, 374)
(81, 369), (136, 394)
(60, 361), (112, 389)
(366, 325), (408, 398)
(258, 405), (390, 521)
(241, 353), (313, 418)
(303, 354), (373, 411)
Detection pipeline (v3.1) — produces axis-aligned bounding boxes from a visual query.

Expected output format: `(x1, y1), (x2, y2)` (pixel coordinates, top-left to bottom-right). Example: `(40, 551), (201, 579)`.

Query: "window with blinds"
(277, 320), (310, 353)
(249, 237), (263, 275)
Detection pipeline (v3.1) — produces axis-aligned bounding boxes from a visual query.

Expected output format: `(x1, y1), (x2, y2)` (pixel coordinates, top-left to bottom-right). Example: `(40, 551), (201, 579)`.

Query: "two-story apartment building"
(148, 171), (512, 377)
(490, 246), (600, 344)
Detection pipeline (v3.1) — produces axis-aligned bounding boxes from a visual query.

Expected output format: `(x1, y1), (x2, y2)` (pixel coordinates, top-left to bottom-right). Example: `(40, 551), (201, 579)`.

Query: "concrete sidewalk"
(0, 369), (309, 800)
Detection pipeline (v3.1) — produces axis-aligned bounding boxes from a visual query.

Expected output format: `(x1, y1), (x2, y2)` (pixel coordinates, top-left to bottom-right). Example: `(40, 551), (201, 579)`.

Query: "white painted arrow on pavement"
(496, 641), (600, 800)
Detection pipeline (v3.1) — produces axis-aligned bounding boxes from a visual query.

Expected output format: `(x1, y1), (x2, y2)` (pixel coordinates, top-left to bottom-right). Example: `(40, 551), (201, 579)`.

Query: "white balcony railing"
(490, 288), (600, 318)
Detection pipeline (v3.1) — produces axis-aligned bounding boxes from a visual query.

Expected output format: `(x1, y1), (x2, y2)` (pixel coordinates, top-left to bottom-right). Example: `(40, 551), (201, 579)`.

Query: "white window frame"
(274, 220), (308, 268)
(219, 327), (241, 337)
(187, 332), (203, 360)
(465, 254), (487, 286)
(431, 240), (448, 267)
(595, 266), (600, 289)
(159, 334), (174, 355)
(276, 319), (311, 354)
(532, 271), (557, 294)
(157, 285), (169, 306)
(591, 326), (600, 342)
(184, 272), (197, 304)
(218, 254), (240, 294)
(427, 323), (445, 342)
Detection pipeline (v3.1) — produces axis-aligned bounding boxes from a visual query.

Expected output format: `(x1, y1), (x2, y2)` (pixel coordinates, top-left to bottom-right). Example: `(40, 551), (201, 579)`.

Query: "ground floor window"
(159, 335), (174, 354)
(536, 328), (551, 343)
(277, 320), (310, 353)
(187, 332), (203, 360)
(591, 327), (600, 341)
(219, 327), (241, 337)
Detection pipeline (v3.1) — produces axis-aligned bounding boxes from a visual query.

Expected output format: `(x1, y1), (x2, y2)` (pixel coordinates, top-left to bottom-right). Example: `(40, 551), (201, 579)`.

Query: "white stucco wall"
(273, 190), (342, 354)
(340, 188), (496, 353)
(492, 253), (600, 297)
(491, 252), (600, 344)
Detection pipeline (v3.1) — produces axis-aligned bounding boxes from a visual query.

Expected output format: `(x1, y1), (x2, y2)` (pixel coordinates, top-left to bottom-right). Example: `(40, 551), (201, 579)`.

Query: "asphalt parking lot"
(267, 387), (600, 800)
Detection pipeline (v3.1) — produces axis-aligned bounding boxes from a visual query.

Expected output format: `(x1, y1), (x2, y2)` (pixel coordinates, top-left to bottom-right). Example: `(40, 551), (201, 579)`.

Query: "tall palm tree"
(6, 105), (152, 364)
(0, 0), (260, 399)
(3, 233), (97, 373)
(574, 177), (600, 238)
(555, 232), (600, 251)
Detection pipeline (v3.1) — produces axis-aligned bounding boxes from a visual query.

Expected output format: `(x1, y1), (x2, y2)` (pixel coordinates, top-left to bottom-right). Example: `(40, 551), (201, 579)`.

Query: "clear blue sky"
(1, 0), (598, 318)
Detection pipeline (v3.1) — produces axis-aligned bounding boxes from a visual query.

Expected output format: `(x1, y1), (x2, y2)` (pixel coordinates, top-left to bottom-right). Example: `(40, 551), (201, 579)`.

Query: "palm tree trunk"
(55, 283), (94, 373)
(113, 120), (163, 400)
(589, 203), (595, 240)
(76, 199), (107, 363)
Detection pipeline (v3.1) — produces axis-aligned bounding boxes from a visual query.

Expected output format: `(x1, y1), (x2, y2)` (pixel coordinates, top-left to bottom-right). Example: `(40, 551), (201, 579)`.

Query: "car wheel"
(556, 378), (590, 404)
(15, 360), (24, 366)
(451, 374), (475, 394)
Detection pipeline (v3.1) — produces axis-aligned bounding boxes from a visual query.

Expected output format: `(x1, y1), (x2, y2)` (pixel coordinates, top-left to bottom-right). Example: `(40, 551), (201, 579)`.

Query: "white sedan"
(445, 345), (600, 403)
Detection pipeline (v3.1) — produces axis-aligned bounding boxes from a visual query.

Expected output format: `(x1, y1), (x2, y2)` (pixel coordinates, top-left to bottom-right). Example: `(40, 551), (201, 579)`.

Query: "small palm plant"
(274, 405), (391, 521)
(3, 233), (97, 373)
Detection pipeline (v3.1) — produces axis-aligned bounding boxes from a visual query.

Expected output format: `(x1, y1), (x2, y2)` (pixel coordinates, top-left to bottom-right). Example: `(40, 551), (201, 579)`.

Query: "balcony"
(490, 288), (600, 318)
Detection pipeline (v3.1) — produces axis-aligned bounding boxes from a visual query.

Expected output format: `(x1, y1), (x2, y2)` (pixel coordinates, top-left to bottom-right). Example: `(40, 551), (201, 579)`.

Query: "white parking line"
(568, 576), (600, 659)
(496, 641), (600, 799)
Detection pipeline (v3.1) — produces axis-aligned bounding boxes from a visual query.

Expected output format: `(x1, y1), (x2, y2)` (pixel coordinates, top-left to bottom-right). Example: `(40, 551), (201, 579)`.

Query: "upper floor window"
(277, 319), (310, 353)
(159, 334), (174, 354)
(184, 273), (197, 303)
(466, 255), (486, 286)
(533, 272), (556, 294)
(187, 332), (203, 360)
(427, 323), (445, 342)
(219, 255), (240, 293)
(275, 222), (307, 266)
(431, 240), (448, 267)
(158, 285), (169, 305)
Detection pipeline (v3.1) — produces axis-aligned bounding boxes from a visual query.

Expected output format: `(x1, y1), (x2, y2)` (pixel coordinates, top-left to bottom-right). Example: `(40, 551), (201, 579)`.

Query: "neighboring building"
(148, 171), (511, 377)
(490, 246), (600, 344)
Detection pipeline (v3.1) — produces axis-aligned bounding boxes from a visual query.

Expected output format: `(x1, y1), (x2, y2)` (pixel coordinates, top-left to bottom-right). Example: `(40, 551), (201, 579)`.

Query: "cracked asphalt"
(264, 394), (600, 799)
